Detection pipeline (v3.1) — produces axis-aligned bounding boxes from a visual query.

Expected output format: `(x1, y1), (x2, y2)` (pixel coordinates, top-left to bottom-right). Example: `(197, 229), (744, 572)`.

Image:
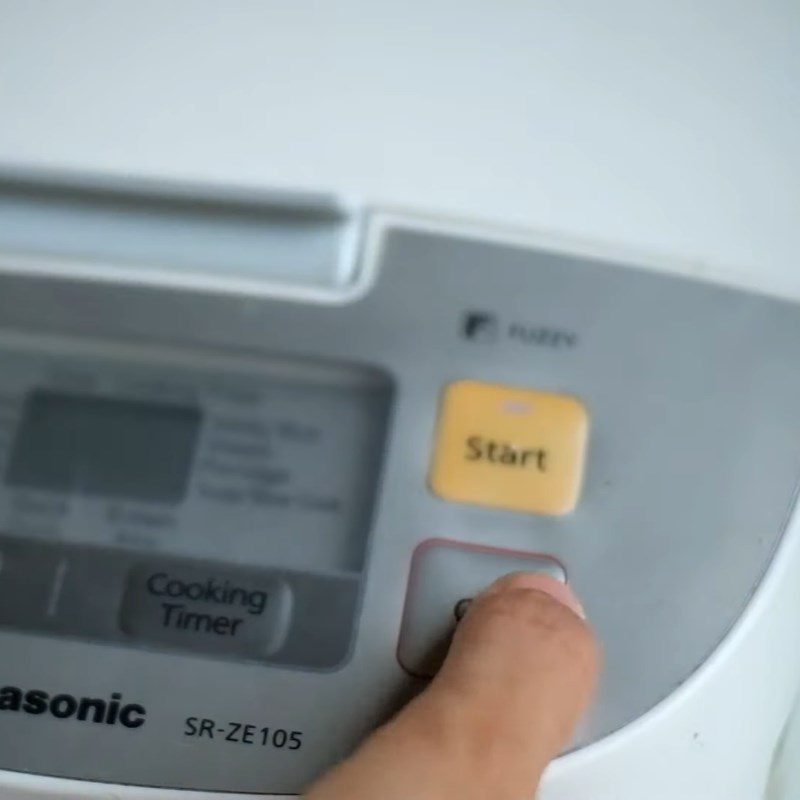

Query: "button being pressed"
(429, 380), (589, 515)
(397, 539), (566, 677)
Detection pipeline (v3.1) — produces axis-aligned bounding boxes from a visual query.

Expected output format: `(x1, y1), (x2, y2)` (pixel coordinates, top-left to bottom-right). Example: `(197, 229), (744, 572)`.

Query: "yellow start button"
(429, 380), (589, 515)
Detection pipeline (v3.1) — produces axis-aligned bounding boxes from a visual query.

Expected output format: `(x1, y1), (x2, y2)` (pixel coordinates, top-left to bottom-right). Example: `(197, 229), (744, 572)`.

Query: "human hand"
(306, 572), (599, 800)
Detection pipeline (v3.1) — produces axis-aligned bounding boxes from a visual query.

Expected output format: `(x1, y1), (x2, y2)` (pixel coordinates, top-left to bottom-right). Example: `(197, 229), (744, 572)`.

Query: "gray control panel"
(1, 190), (800, 794)
(0, 349), (390, 672)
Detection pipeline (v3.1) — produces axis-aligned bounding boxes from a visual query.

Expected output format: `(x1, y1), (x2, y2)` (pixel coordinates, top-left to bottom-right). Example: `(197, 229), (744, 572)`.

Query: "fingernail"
(545, 579), (586, 620)
(486, 572), (587, 620)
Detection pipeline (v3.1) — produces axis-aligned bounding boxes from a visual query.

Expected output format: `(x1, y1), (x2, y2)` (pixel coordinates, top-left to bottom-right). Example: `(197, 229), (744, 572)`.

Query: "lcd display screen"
(5, 390), (202, 503)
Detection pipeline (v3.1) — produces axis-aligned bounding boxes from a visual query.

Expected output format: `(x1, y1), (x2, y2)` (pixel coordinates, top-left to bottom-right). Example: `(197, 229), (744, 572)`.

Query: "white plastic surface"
(767, 693), (800, 800)
(0, 173), (368, 301)
(1, 3), (799, 798)
(0, 185), (359, 288)
(1, 1), (799, 299)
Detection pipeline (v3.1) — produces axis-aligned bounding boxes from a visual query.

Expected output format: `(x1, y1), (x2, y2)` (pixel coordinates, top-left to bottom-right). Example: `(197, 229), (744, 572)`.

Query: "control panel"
(1, 197), (800, 794)
(0, 348), (389, 670)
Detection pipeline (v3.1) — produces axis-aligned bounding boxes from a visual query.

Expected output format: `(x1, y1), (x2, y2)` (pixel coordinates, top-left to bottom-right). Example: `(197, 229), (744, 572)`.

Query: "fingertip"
(480, 570), (587, 619)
